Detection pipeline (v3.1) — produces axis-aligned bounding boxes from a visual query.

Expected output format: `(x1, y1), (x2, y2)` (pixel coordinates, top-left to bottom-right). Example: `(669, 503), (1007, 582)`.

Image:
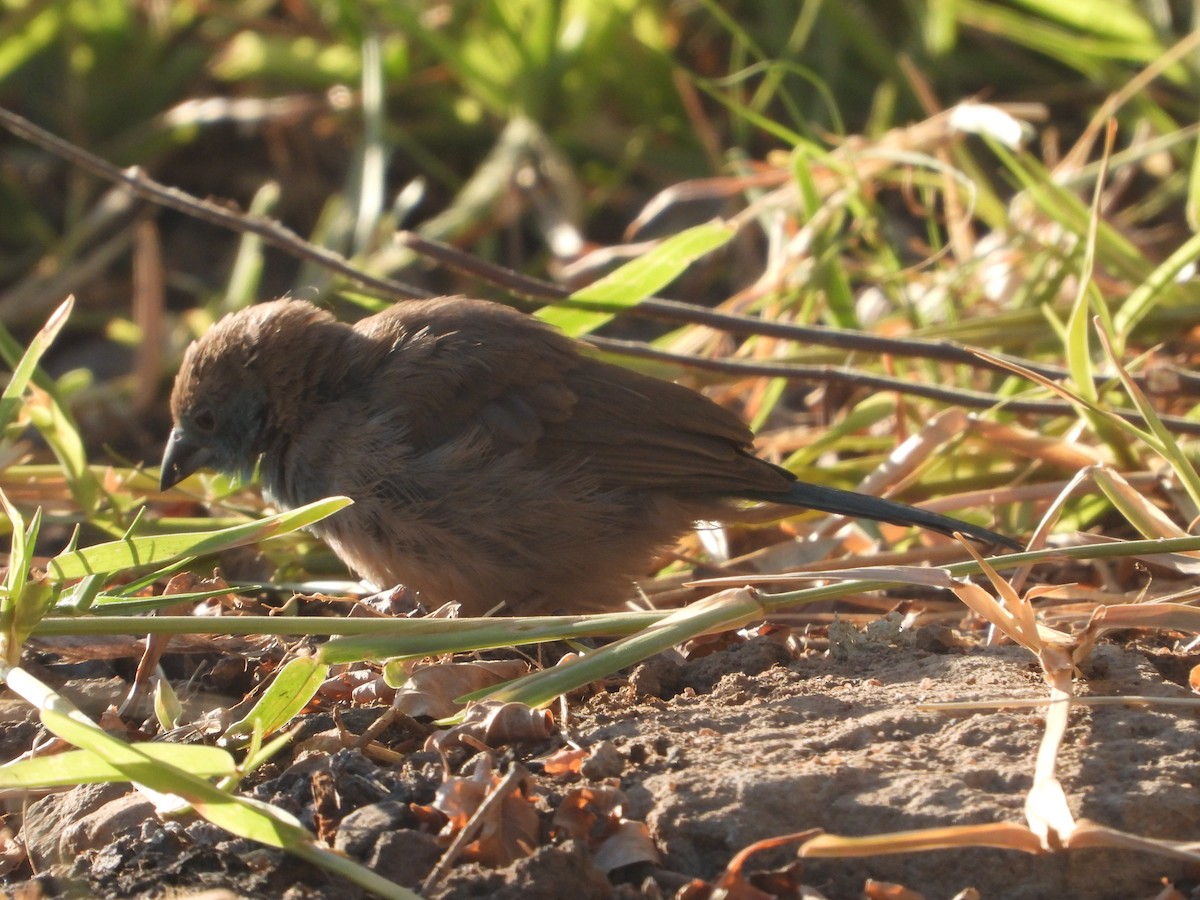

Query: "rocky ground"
(6, 613), (1198, 899)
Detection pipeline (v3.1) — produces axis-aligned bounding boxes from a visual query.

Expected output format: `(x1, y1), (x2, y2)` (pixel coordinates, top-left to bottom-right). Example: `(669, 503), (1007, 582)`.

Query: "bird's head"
(160, 300), (338, 490)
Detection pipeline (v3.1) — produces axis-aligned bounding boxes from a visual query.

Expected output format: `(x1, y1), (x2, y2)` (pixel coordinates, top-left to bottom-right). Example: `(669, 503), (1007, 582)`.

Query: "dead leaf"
(432, 757), (541, 867)
(680, 629), (745, 660)
(427, 701), (554, 753)
(318, 666), (383, 704)
(591, 819), (659, 873)
(552, 785), (625, 842)
(552, 785), (659, 872)
(395, 659), (530, 718)
(541, 747), (588, 776)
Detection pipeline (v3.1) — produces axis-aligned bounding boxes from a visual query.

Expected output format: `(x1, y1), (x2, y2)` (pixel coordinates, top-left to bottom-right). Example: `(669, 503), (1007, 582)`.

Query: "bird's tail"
(744, 480), (1021, 551)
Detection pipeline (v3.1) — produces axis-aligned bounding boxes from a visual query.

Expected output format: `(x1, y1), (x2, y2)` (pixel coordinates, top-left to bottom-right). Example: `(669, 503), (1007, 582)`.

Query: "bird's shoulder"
(347, 297), (582, 452)
(353, 296), (574, 363)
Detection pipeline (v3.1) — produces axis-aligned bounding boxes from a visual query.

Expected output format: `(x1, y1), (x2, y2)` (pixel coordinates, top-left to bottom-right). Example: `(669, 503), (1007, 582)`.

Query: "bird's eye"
(193, 410), (217, 432)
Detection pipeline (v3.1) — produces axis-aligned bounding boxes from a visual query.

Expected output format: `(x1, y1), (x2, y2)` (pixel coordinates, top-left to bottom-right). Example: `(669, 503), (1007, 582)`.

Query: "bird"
(160, 297), (1017, 616)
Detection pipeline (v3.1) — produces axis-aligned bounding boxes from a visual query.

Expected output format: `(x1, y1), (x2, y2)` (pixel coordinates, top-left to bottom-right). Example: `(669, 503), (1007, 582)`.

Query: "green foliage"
(5, 2), (1200, 894)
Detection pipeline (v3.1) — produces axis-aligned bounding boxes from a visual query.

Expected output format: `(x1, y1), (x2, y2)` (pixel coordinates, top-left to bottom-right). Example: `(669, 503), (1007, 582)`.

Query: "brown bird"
(160, 297), (1016, 615)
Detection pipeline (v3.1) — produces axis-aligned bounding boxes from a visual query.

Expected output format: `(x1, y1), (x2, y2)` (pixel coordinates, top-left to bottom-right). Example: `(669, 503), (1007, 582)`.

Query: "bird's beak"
(160, 428), (212, 491)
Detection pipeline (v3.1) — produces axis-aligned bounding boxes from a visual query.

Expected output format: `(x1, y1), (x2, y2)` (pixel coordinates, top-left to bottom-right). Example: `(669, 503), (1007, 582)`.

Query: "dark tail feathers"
(744, 480), (1021, 551)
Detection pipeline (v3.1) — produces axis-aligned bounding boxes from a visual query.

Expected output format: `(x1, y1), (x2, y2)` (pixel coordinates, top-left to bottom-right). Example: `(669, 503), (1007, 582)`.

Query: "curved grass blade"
(225, 656), (329, 741)
(0, 295), (72, 432)
(47, 496), (352, 581)
(540, 221), (736, 336)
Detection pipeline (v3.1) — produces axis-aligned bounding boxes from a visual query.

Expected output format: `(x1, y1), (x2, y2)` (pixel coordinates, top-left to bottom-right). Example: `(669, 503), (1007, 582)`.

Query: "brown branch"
(0, 106), (431, 303)
(587, 335), (1200, 437)
(395, 231), (1200, 399)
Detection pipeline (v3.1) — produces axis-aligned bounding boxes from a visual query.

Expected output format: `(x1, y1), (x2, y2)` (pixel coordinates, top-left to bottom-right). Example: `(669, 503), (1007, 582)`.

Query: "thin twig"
(588, 335), (1200, 436)
(0, 106), (431, 303)
(421, 763), (529, 892)
(395, 231), (1200, 398)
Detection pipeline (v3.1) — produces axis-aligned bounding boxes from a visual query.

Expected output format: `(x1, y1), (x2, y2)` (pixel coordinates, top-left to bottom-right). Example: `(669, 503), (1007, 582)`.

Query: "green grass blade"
(47, 496), (353, 581)
(1094, 320), (1200, 510)
(2, 662), (417, 899)
(0, 743), (237, 788)
(225, 656), (329, 740)
(1113, 229), (1200, 336)
(539, 221), (736, 336)
(474, 588), (767, 710)
(0, 295), (72, 433)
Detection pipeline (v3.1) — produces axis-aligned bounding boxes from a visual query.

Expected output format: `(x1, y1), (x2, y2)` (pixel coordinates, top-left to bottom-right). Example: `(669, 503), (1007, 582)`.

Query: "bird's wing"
(540, 358), (792, 494)
(351, 297), (790, 495)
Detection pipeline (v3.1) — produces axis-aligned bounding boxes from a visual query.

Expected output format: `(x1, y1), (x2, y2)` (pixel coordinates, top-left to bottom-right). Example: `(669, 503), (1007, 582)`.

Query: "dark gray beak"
(160, 428), (212, 491)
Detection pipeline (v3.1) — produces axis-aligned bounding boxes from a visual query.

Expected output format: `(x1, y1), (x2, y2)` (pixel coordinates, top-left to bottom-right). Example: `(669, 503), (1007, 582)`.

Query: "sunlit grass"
(3, 1), (1200, 894)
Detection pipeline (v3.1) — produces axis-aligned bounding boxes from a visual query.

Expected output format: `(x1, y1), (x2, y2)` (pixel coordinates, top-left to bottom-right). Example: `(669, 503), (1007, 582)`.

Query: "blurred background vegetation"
(7, 5), (1200, 893)
(2, 0), (1200, 556)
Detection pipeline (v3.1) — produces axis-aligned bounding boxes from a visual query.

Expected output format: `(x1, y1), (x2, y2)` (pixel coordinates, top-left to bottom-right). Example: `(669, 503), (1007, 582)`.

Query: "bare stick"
(396, 231), (1200, 399)
(0, 106), (431, 303)
(587, 335), (1200, 436)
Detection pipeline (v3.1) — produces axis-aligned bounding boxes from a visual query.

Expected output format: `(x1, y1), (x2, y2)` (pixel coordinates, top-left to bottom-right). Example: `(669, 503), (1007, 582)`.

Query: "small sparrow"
(161, 297), (1015, 614)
